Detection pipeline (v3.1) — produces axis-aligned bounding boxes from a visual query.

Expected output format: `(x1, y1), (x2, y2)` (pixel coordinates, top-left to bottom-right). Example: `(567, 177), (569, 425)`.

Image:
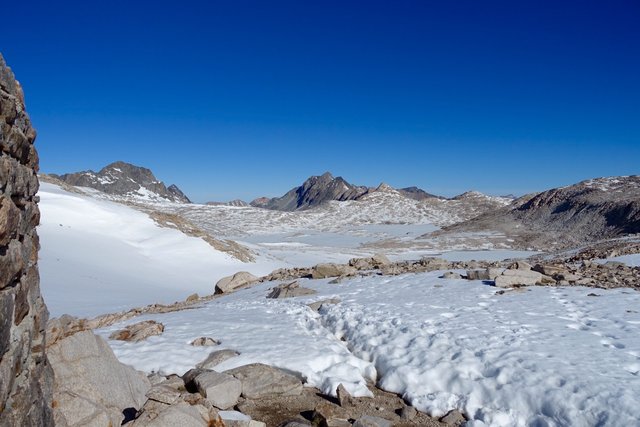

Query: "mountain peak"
(52, 161), (191, 203)
(255, 173), (367, 211)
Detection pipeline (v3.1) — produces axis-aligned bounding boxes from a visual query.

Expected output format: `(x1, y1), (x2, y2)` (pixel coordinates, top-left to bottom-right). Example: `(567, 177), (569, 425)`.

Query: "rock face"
(47, 330), (150, 426)
(51, 160), (191, 203)
(253, 172), (369, 211)
(0, 53), (53, 426)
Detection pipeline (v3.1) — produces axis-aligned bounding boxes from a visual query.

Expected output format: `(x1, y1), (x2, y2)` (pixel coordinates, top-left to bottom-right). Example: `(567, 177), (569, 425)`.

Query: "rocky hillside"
(251, 172), (369, 210)
(51, 161), (191, 203)
(437, 176), (640, 249)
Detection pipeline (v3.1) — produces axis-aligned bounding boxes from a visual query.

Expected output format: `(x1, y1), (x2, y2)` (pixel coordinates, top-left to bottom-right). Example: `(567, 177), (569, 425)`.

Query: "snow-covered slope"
(38, 182), (279, 317)
(96, 271), (640, 427)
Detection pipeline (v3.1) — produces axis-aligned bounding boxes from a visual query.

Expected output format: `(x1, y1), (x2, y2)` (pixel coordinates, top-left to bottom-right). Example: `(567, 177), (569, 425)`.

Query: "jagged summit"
(51, 161), (191, 203)
(252, 172), (369, 211)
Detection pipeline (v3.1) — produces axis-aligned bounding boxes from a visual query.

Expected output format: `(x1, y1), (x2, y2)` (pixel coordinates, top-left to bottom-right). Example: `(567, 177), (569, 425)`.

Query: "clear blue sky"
(2, 0), (638, 202)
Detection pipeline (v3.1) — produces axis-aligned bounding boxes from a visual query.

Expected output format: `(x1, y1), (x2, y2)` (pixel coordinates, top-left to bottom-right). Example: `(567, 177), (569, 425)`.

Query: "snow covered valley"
(37, 182), (640, 426)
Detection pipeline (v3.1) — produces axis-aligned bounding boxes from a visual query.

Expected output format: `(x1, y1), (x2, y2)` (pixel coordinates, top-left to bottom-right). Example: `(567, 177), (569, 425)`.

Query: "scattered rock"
(353, 415), (392, 427)
(307, 298), (341, 312)
(267, 281), (317, 299)
(190, 337), (220, 346)
(225, 363), (303, 399)
(194, 371), (242, 410)
(440, 409), (466, 425)
(197, 349), (241, 369)
(311, 263), (357, 279)
(441, 272), (462, 279)
(215, 271), (259, 294)
(109, 320), (164, 342)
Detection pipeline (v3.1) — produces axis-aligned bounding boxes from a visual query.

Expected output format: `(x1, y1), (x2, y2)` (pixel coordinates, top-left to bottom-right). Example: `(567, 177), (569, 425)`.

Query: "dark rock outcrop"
(0, 53), (53, 426)
(254, 172), (369, 211)
(398, 186), (442, 201)
(52, 160), (191, 203)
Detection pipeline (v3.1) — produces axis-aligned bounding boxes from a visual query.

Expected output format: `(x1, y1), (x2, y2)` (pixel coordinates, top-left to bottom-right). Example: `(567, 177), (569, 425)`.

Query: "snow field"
(96, 273), (640, 426)
(38, 183), (281, 317)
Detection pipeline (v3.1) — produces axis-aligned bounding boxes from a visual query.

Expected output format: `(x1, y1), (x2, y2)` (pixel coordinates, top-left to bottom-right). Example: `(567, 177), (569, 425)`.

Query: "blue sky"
(2, 1), (639, 202)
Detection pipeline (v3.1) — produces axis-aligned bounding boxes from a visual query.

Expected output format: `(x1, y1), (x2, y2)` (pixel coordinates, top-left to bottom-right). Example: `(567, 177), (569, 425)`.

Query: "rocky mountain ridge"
(51, 161), (191, 203)
(250, 172), (506, 212)
(435, 175), (640, 249)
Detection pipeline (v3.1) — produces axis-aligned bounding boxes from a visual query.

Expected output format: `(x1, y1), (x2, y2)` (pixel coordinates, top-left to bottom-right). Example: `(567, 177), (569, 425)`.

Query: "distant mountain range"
(45, 162), (640, 249)
(249, 171), (486, 211)
(50, 161), (191, 203)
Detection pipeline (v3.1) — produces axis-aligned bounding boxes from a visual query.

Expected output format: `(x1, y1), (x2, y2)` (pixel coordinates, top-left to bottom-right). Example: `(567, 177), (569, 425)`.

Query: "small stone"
(336, 383), (353, 408)
(185, 293), (199, 302)
(190, 337), (220, 346)
(399, 405), (417, 420)
(441, 272), (462, 279)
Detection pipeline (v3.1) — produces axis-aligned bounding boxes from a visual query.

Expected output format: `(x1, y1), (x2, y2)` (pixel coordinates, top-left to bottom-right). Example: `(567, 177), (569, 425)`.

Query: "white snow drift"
(37, 182), (279, 317)
(96, 273), (640, 427)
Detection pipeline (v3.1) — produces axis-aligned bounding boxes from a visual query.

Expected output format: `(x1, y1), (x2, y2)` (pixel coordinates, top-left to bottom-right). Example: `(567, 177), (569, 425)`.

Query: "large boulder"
(224, 363), (303, 399)
(311, 263), (357, 279)
(494, 269), (554, 288)
(47, 330), (151, 426)
(215, 272), (259, 294)
(193, 371), (242, 410)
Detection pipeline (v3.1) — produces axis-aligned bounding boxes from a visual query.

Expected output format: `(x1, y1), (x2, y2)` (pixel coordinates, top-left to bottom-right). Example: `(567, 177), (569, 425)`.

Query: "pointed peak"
(319, 171), (334, 180)
(375, 182), (395, 192)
